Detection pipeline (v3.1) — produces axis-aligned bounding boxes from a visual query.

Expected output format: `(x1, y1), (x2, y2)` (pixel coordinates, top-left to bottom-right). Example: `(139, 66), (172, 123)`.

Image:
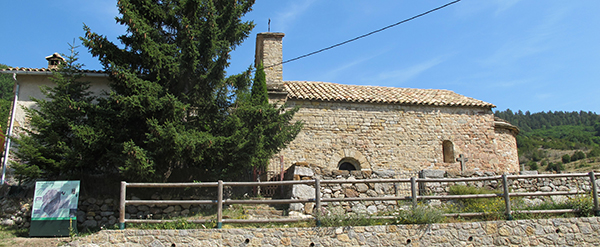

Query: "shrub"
(562, 154), (571, 164)
(546, 162), (565, 172)
(566, 195), (595, 217)
(137, 218), (213, 230)
(587, 148), (600, 158)
(571, 151), (586, 161)
(448, 185), (504, 220)
(395, 206), (445, 225)
(528, 161), (538, 170)
(531, 151), (542, 162)
(319, 208), (389, 227)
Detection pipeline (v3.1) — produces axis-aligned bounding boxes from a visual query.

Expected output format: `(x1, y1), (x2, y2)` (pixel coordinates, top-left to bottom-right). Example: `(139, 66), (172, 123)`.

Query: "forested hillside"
(495, 109), (600, 172)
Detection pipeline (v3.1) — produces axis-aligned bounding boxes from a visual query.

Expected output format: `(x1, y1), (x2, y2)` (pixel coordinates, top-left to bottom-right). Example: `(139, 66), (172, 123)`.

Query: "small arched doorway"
(338, 157), (360, 171)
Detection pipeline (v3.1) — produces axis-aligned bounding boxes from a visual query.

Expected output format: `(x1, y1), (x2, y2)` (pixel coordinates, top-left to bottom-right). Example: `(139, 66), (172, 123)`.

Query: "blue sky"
(1, 0), (599, 114)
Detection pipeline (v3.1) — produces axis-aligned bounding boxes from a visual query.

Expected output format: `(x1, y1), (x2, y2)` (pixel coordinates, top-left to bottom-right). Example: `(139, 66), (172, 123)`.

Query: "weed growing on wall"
(319, 207), (393, 227)
(137, 218), (213, 230)
(512, 195), (594, 219)
(448, 185), (505, 220)
(395, 205), (445, 225)
(566, 195), (594, 217)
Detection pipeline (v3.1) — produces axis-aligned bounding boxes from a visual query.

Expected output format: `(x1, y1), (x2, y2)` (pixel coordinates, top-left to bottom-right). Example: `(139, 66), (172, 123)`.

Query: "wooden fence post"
(119, 181), (126, 230)
(589, 172), (599, 216)
(502, 174), (513, 220)
(315, 178), (321, 227)
(217, 180), (223, 229)
(411, 177), (417, 208)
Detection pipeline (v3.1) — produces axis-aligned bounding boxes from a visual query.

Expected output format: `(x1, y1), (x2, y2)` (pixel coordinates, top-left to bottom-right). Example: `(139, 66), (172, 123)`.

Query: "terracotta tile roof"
(0, 67), (105, 74)
(284, 81), (495, 108)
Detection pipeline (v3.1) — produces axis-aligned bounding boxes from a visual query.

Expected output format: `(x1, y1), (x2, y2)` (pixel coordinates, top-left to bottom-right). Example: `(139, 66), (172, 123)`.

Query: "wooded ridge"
(495, 109), (600, 171)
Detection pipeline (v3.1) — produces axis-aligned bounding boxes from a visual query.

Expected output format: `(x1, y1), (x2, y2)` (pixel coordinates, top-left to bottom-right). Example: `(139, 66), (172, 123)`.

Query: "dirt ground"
(0, 237), (71, 247)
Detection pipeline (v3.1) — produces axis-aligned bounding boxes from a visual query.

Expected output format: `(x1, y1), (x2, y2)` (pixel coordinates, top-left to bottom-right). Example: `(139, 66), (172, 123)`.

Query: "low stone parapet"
(68, 217), (600, 246)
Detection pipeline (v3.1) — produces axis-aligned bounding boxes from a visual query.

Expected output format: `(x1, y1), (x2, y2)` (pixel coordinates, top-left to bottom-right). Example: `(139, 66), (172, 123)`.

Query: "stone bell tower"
(255, 32), (287, 104)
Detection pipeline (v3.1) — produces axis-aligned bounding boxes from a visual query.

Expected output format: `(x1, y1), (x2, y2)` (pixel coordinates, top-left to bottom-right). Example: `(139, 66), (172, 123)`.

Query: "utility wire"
(264, 0), (462, 70)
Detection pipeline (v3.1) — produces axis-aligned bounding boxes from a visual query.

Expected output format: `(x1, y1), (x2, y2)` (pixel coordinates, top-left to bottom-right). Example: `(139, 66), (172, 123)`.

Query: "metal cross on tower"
(456, 154), (469, 174)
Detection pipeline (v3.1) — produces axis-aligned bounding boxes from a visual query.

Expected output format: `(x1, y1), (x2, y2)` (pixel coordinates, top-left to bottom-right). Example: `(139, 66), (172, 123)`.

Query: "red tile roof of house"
(0, 67), (105, 74)
(284, 81), (495, 108)
(1, 68), (494, 108)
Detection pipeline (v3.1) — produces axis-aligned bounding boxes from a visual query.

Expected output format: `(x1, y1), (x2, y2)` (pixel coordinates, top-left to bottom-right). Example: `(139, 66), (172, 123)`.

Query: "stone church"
(1, 33), (519, 182)
(254, 32), (519, 177)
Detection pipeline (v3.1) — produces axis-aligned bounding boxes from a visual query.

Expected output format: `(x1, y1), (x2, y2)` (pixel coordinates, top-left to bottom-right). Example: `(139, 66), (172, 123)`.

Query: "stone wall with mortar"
(270, 100), (519, 176)
(69, 217), (600, 246)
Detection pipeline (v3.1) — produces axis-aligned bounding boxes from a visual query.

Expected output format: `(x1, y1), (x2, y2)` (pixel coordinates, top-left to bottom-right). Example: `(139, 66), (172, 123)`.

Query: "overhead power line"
(265, 0), (462, 69)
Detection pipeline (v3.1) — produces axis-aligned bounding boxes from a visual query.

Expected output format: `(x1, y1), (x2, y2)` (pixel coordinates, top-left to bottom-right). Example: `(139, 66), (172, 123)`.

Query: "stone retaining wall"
(2, 169), (598, 231)
(287, 164), (416, 215)
(286, 164), (598, 216)
(69, 217), (600, 246)
(419, 170), (596, 206)
(0, 187), (219, 231)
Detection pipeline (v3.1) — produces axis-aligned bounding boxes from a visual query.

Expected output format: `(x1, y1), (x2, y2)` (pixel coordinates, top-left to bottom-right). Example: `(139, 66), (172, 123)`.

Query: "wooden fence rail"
(118, 172), (600, 229)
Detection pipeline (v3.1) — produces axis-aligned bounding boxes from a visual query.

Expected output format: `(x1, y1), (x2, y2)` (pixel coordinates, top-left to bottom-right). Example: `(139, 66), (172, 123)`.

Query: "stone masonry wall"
(493, 127), (520, 170)
(0, 188), (220, 231)
(285, 164), (598, 216)
(287, 164), (415, 216)
(2, 170), (593, 231)
(70, 217), (600, 246)
(255, 32), (284, 85)
(420, 170), (596, 206)
(270, 100), (519, 176)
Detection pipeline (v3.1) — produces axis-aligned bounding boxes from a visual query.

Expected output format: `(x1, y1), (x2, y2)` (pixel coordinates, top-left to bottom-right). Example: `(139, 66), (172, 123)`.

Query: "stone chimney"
(255, 33), (286, 98)
(45, 53), (65, 69)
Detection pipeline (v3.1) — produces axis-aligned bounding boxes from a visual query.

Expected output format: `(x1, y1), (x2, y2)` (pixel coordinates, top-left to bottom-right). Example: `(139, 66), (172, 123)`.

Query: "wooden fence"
(118, 172), (600, 229)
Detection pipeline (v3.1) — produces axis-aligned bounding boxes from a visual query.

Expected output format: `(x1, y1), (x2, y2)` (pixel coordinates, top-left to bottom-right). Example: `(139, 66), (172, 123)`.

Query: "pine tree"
(14, 44), (100, 181)
(80, 0), (300, 181)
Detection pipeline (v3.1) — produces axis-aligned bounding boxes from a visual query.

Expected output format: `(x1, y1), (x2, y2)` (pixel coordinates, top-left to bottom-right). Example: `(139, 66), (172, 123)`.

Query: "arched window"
(443, 140), (455, 163)
(338, 157), (360, 171)
(339, 162), (357, 171)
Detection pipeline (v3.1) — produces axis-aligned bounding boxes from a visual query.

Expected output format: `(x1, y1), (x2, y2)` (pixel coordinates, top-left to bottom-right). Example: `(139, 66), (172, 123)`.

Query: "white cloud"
(374, 56), (447, 85)
(273, 0), (317, 32)
(480, 7), (567, 68)
(455, 0), (521, 18)
(493, 0), (521, 15)
(318, 48), (393, 82)
(535, 93), (553, 100)
(486, 78), (537, 89)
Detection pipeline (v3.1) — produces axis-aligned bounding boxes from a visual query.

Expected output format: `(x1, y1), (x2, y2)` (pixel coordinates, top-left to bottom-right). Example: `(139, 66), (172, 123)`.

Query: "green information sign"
(30, 181), (80, 237)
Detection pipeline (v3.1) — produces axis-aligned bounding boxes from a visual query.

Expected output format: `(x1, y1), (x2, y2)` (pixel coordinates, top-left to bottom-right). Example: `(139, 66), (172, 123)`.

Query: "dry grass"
(525, 148), (600, 173)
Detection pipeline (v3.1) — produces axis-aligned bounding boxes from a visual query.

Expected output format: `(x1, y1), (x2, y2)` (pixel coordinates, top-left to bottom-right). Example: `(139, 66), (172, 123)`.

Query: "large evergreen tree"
(77, 0), (300, 181)
(13, 45), (100, 181)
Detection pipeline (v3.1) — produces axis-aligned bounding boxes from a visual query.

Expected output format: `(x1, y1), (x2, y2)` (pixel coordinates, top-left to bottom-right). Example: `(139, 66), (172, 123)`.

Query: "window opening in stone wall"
(338, 157), (360, 171)
(339, 162), (356, 171)
(443, 140), (455, 163)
